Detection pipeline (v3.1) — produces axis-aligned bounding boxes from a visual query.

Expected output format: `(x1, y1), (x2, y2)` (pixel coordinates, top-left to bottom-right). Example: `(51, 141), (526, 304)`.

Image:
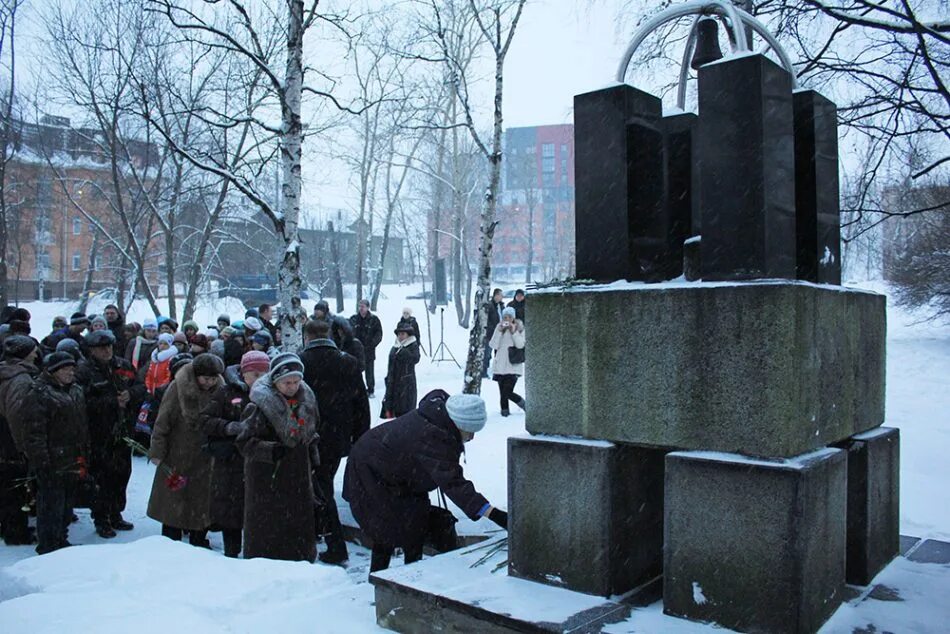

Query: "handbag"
(508, 345), (525, 364)
(426, 489), (459, 554)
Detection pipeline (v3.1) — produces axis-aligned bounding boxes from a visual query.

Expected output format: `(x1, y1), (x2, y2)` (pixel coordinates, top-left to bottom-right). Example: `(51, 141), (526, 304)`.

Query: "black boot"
(95, 522), (117, 539)
(501, 409), (510, 417)
(188, 529), (211, 549)
(512, 395), (526, 410)
(370, 544), (394, 573)
(319, 539), (349, 566)
(223, 529), (242, 558)
(110, 514), (134, 531)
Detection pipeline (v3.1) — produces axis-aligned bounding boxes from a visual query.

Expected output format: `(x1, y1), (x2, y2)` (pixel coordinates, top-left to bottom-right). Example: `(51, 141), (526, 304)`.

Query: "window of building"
(542, 157), (555, 173)
(541, 143), (555, 158)
(525, 145), (536, 155)
(560, 143), (568, 156)
(36, 252), (50, 272)
(73, 217), (82, 235)
(72, 253), (81, 271)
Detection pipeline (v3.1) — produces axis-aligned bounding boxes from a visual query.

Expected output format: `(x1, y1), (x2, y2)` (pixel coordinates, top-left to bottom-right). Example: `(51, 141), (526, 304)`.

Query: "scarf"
(131, 336), (155, 370)
(249, 372), (319, 448)
(151, 346), (176, 363)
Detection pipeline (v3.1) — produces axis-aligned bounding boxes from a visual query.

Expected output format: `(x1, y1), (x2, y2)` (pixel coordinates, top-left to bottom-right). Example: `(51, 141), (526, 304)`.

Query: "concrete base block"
(840, 427), (900, 585)
(371, 537), (631, 633)
(664, 448), (847, 634)
(526, 281), (886, 457)
(508, 434), (665, 597)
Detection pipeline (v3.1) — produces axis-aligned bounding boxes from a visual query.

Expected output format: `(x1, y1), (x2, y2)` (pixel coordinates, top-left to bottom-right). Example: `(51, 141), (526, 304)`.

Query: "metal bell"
(690, 17), (724, 70)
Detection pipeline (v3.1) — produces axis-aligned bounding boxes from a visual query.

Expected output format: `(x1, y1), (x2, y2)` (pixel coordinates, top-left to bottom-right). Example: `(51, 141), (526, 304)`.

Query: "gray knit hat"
(445, 394), (487, 433)
(502, 306), (516, 320)
(270, 352), (304, 383)
(3, 335), (37, 360)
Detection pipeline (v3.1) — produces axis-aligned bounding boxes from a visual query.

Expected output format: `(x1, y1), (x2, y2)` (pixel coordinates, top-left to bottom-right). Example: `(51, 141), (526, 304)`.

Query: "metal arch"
(617, 2), (800, 104)
(615, 1), (748, 84)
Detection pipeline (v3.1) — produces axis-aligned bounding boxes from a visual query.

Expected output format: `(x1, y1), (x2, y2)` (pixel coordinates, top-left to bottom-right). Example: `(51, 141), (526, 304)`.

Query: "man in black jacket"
(481, 288), (505, 378)
(76, 330), (147, 537)
(350, 299), (383, 397)
(299, 319), (370, 565)
(507, 289), (526, 323)
(343, 390), (507, 573)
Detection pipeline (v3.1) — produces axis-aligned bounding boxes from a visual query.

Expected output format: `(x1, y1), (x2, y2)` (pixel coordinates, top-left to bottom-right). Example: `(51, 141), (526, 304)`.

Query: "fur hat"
(445, 394), (487, 433)
(192, 353), (225, 378)
(45, 351), (77, 373)
(241, 351), (271, 375)
(170, 353), (194, 377)
(270, 352), (304, 383)
(173, 331), (189, 345)
(70, 312), (89, 327)
(9, 320), (30, 335)
(85, 330), (116, 348)
(3, 335), (37, 360)
(190, 334), (209, 350)
(10, 308), (30, 323)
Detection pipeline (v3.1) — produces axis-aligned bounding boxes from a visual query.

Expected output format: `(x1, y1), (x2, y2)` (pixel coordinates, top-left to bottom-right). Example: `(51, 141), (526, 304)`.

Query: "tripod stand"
(432, 307), (461, 369)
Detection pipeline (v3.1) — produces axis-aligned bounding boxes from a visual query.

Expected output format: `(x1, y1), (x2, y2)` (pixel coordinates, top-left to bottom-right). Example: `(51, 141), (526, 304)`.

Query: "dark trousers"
(314, 458), (346, 554)
(91, 444), (132, 525)
(481, 343), (493, 377)
(223, 528), (242, 558)
(364, 360), (376, 394)
(370, 539), (425, 573)
(35, 475), (72, 554)
(496, 375), (523, 411)
(162, 524), (209, 547)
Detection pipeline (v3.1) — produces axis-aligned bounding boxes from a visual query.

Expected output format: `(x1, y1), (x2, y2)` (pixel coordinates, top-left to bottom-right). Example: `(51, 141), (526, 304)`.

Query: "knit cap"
(251, 330), (272, 347)
(143, 318), (158, 331)
(45, 351), (77, 373)
(244, 317), (263, 333)
(3, 335), (37, 360)
(170, 353), (194, 376)
(173, 331), (189, 345)
(445, 394), (487, 433)
(55, 338), (82, 361)
(217, 314), (231, 326)
(183, 320), (200, 333)
(70, 312), (89, 326)
(502, 306), (516, 320)
(270, 352), (304, 383)
(158, 333), (175, 346)
(241, 351), (271, 375)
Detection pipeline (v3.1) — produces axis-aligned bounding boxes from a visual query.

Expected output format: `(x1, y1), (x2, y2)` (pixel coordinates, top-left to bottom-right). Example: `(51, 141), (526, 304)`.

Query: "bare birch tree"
(0, 0), (23, 307)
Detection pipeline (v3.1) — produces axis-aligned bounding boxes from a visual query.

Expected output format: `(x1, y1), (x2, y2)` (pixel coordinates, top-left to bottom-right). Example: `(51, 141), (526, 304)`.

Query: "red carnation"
(165, 473), (188, 491)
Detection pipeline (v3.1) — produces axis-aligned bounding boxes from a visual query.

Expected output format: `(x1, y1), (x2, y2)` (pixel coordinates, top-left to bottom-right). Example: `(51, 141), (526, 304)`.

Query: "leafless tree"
(0, 0), (23, 307)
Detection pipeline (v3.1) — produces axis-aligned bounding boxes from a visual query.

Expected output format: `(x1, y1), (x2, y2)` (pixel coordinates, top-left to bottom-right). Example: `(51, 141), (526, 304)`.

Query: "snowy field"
(0, 281), (947, 632)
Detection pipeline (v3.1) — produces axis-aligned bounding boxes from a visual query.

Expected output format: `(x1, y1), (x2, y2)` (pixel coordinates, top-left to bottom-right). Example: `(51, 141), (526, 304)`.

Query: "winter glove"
(487, 507), (508, 530)
(224, 420), (243, 436)
(272, 443), (289, 463)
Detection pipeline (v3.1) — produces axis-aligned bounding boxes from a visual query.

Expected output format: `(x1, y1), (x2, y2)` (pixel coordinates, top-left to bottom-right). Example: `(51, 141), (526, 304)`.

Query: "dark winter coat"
(343, 389), (490, 547)
(41, 329), (83, 356)
(0, 360), (38, 462)
(299, 339), (370, 462)
(484, 301), (505, 342)
(507, 297), (526, 323)
(383, 337), (420, 417)
(199, 365), (250, 530)
(397, 316), (422, 342)
(147, 363), (220, 531)
(350, 312), (383, 361)
(23, 372), (89, 476)
(125, 336), (157, 379)
(223, 338), (244, 368)
(237, 376), (320, 563)
(107, 314), (128, 360)
(76, 355), (147, 467)
(332, 317), (365, 372)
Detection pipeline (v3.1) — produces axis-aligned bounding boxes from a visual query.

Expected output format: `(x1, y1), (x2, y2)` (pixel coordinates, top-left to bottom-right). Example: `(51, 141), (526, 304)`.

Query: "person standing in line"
(76, 330), (147, 538)
(258, 304), (280, 344)
(126, 318), (158, 379)
(489, 307), (526, 417)
(237, 353), (321, 563)
(382, 323), (420, 419)
(145, 333), (176, 396)
(147, 354), (224, 547)
(481, 288), (505, 379)
(343, 390), (507, 573)
(396, 307), (422, 343)
(103, 304), (128, 358)
(0, 336), (41, 545)
(299, 320), (370, 565)
(200, 351), (269, 558)
(350, 299), (382, 398)
(23, 352), (89, 555)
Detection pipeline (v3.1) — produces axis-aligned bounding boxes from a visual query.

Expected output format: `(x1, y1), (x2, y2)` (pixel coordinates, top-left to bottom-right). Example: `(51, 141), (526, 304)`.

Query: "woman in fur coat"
(381, 324), (420, 418)
(237, 353), (321, 563)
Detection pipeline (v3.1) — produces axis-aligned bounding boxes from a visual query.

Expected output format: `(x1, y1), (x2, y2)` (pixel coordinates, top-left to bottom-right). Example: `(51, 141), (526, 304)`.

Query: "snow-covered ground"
(1, 280), (947, 632)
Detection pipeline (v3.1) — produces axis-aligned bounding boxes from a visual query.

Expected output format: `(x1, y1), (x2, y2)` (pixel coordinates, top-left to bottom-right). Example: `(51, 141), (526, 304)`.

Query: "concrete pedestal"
(526, 281), (886, 457)
(664, 449), (847, 634)
(508, 435), (665, 597)
(839, 427), (900, 585)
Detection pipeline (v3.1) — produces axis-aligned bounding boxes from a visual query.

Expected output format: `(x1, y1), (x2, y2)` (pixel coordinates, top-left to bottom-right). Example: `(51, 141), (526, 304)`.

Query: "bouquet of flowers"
(124, 437), (188, 491)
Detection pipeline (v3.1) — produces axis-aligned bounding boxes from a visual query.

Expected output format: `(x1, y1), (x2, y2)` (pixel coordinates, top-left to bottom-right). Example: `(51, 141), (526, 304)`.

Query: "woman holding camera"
(489, 307), (526, 417)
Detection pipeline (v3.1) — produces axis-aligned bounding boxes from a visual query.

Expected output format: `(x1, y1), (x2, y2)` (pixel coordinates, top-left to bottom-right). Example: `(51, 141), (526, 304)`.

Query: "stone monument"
(511, 3), (896, 634)
(370, 4), (898, 633)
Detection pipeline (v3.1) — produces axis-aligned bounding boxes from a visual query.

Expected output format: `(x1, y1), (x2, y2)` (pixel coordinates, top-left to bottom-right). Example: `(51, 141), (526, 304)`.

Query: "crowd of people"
(0, 297), (512, 573)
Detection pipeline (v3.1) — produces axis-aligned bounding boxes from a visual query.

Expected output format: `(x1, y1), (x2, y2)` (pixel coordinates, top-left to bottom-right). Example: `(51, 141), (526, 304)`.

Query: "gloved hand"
(487, 507), (508, 530)
(272, 443), (289, 463)
(224, 420), (243, 436)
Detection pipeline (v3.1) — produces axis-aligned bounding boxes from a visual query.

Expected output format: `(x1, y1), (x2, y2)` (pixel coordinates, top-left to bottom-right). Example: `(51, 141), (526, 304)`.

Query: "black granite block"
(907, 539), (950, 565)
(650, 112), (697, 281)
(574, 84), (663, 282)
(627, 119), (669, 281)
(509, 436), (665, 597)
(794, 90), (841, 285)
(664, 449), (847, 634)
(697, 53), (797, 281)
(839, 427), (900, 586)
